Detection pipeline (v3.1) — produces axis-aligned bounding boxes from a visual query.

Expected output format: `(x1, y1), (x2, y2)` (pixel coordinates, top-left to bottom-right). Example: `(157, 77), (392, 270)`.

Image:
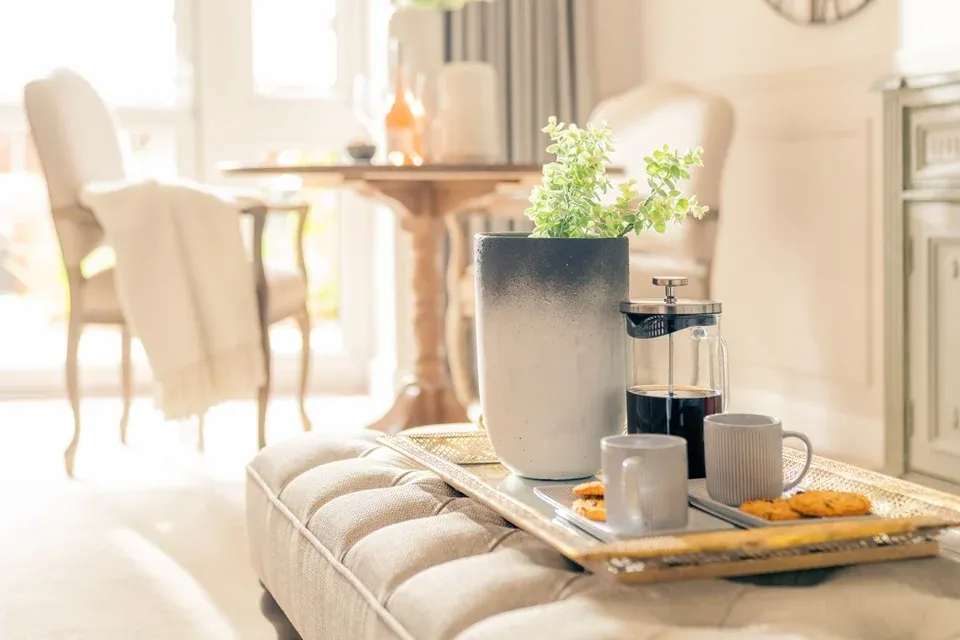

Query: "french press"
(620, 276), (729, 478)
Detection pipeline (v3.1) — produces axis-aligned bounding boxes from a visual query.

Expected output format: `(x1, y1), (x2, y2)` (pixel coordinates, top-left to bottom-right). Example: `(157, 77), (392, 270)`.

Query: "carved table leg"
(259, 586), (302, 640)
(403, 213), (467, 427)
(444, 213), (476, 409)
(360, 180), (513, 432)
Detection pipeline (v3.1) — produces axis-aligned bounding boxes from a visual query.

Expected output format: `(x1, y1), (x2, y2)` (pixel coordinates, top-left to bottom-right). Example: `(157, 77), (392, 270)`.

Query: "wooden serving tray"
(378, 430), (960, 584)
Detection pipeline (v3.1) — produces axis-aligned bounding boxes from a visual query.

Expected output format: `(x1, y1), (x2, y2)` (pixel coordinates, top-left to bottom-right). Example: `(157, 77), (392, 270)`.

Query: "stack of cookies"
(571, 482), (872, 524)
(571, 481), (606, 522)
(740, 491), (872, 521)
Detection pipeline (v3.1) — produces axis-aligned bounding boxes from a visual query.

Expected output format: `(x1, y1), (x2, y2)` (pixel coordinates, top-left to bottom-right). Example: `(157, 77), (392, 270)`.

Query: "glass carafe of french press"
(620, 276), (729, 479)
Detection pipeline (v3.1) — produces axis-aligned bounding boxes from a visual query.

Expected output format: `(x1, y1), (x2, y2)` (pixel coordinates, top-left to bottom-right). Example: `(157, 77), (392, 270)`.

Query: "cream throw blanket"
(81, 179), (266, 419)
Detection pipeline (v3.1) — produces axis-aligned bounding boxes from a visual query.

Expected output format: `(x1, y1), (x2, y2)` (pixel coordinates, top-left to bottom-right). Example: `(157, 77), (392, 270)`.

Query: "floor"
(0, 394), (384, 640)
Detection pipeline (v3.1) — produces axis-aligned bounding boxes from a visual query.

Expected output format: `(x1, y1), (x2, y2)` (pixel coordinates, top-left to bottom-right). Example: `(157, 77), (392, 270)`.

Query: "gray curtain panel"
(441, 1), (594, 399)
(443, 0), (595, 164)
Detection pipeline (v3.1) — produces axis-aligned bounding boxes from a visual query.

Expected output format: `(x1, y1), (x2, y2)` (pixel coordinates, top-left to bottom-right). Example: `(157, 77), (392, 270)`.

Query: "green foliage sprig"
(525, 117), (709, 238)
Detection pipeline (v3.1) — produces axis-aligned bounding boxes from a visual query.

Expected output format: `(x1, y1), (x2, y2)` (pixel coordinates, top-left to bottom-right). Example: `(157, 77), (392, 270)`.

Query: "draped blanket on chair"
(81, 179), (265, 419)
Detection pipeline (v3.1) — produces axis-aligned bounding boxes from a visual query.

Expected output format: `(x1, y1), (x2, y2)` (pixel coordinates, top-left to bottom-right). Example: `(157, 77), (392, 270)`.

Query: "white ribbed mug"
(704, 413), (813, 506)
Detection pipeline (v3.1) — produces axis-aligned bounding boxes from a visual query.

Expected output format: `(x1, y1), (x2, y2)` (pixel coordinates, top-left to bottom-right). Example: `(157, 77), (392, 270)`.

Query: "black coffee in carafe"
(621, 277), (729, 480)
(627, 385), (722, 479)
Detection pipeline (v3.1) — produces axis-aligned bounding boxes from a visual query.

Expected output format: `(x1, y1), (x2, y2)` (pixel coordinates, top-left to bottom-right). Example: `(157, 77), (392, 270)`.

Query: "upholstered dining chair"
(24, 69), (312, 476)
(444, 81), (735, 409)
(590, 81), (735, 300)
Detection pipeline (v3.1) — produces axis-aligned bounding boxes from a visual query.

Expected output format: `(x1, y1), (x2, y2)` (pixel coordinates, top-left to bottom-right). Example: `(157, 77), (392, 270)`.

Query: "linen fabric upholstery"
(246, 430), (960, 640)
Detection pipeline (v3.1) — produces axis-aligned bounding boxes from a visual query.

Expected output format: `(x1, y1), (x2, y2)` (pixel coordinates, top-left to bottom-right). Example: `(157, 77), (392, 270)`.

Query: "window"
(0, 0), (377, 395)
(251, 0), (339, 98)
(0, 0), (189, 388)
(0, 0), (184, 107)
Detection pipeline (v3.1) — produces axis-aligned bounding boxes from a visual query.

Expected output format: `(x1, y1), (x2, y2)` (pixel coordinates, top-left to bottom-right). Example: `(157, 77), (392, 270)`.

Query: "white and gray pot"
(474, 232), (628, 480)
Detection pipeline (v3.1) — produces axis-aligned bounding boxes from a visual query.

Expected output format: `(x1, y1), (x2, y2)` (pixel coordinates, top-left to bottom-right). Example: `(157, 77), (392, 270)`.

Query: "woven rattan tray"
(378, 429), (960, 584)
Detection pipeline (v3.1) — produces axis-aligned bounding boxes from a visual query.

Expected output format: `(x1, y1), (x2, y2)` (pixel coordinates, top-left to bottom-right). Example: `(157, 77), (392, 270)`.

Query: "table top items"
(474, 122), (711, 482)
(436, 62), (501, 164)
(378, 428), (960, 584)
(394, 254), (959, 578)
(383, 39), (426, 166)
(345, 139), (377, 163)
(224, 109), (960, 584)
(383, 242), (957, 582)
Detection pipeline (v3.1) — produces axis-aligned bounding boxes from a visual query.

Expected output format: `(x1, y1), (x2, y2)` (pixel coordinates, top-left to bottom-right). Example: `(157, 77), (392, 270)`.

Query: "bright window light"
(0, 0), (181, 107)
(251, 0), (339, 98)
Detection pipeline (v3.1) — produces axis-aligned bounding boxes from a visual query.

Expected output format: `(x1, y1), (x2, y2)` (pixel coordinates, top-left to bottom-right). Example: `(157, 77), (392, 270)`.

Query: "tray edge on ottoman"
(378, 431), (958, 583)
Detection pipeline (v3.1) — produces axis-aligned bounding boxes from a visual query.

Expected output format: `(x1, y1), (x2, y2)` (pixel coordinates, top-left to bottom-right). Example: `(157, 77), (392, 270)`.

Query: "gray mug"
(602, 434), (689, 533)
(704, 413), (813, 506)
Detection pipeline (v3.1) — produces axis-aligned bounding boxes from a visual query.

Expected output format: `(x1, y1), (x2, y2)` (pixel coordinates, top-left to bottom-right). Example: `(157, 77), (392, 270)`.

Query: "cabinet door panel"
(932, 240), (960, 457)
(907, 203), (960, 482)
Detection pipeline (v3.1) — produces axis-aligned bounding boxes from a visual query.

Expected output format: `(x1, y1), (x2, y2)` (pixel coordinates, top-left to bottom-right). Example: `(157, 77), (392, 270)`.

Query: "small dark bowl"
(346, 143), (377, 163)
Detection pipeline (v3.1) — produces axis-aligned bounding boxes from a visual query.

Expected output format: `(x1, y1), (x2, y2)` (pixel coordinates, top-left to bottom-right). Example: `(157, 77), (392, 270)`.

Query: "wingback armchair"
(24, 69), (312, 476)
(591, 81), (734, 299)
(445, 81), (735, 410)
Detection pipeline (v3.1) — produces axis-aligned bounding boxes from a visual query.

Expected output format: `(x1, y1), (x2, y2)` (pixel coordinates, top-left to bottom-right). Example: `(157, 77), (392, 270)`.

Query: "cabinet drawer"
(907, 104), (960, 189)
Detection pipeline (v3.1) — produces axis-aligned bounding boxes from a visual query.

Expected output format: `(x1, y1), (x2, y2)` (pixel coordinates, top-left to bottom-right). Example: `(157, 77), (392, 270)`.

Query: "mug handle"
(622, 457), (643, 522)
(782, 431), (813, 492)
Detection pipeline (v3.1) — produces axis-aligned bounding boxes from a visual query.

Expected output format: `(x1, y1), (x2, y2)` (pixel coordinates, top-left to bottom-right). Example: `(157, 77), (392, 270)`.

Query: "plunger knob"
(652, 276), (688, 303)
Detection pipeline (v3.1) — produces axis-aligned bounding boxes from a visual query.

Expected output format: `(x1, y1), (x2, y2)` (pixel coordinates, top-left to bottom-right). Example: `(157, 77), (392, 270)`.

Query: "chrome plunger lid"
(620, 276), (721, 315)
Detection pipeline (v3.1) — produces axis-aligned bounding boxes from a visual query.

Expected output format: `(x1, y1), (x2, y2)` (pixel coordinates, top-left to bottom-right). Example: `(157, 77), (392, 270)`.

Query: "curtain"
(441, 1), (594, 400)
(443, 0), (594, 164)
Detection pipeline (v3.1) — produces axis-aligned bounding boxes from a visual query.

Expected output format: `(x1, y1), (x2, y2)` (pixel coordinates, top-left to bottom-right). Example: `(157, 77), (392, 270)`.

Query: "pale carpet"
(0, 395), (383, 640)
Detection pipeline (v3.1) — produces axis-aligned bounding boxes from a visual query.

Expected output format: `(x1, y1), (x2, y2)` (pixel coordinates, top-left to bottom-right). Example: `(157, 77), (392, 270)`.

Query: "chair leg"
(257, 378), (269, 450)
(257, 334), (271, 451)
(65, 309), (83, 477)
(260, 586), (302, 640)
(197, 412), (205, 453)
(120, 325), (132, 444)
(296, 308), (312, 432)
(253, 207), (270, 450)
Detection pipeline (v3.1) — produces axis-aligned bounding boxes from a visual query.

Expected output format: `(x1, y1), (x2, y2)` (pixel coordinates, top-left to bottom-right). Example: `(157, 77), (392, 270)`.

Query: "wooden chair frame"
(60, 202), (312, 476)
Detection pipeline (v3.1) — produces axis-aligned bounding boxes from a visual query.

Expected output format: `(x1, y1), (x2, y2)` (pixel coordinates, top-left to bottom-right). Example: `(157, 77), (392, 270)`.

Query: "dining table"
(220, 161), (544, 431)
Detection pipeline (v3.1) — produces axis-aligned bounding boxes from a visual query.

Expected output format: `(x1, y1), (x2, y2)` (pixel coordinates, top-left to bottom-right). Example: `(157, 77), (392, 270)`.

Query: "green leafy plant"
(525, 117), (709, 238)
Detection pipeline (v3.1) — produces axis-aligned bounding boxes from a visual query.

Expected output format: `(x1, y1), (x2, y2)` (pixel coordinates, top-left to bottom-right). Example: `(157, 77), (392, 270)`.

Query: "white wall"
(898, 0), (960, 74)
(591, 0), (899, 468)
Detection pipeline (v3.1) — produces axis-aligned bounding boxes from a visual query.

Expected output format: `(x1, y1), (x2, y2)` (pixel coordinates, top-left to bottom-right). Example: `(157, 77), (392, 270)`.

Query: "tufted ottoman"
(246, 429), (960, 640)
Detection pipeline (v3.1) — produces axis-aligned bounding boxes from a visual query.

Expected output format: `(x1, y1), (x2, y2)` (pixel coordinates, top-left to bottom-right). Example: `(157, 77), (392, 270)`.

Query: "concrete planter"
(474, 233), (628, 480)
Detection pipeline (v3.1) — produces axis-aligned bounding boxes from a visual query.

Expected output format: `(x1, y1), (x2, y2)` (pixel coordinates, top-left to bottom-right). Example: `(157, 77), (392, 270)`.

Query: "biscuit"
(739, 498), (803, 521)
(572, 480), (605, 498)
(787, 491), (872, 518)
(573, 498), (606, 522)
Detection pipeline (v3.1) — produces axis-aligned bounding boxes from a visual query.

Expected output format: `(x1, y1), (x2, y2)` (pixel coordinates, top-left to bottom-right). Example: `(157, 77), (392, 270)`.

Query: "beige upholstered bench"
(246, 430), (960, 640)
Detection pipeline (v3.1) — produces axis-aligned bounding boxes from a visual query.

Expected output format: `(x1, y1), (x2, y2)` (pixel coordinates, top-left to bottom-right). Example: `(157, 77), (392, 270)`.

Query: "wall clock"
(764, 0), (873, 25)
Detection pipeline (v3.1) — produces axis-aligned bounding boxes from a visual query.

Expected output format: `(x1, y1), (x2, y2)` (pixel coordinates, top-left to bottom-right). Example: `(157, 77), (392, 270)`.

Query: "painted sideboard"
(880, 72), (960, 486)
